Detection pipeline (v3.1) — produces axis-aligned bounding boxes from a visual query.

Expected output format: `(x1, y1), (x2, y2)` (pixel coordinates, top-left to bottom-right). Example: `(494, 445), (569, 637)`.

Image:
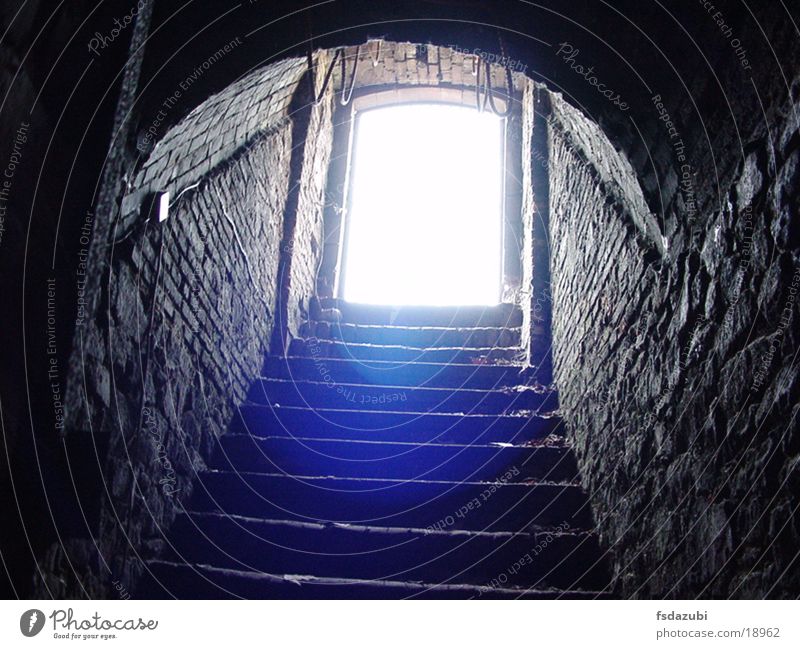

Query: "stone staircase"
(139, 301), (610, 598)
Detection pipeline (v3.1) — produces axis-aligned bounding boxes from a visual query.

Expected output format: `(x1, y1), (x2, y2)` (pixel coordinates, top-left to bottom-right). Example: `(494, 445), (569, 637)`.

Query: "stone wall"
(38, 54), (330, 597)
(0, 0), (154, 599)
(18, 16), (798, 599)
(547, 16), (800, 598)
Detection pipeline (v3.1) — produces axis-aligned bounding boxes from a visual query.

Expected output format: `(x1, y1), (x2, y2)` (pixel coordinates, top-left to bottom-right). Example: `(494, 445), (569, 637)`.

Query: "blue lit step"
(231, 403), (564, 444)
(155, 512), (609, 591)
(305, 322), (522, 348)
(139, 561), (608, 599)
(288, 338), (524, 364)
(212, 434), (577, 483)
(262, 356), (529, 389)
(189, 471), (591, 532)
(317, 300), (523, 327)
(248, 378), (556, 414)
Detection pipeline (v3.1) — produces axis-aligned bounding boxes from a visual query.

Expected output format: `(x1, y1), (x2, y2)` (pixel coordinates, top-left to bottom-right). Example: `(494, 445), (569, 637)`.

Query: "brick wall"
(40, 54), (332, 597)
(118, 56), (305, 230)
(275, 50), (336, 349)
(547, 16), (800, 597)
(519, 80), (537, 361)
(330, 41), (526, 95)
(39, 129), (296, 598)
(525, 85), (554, 378)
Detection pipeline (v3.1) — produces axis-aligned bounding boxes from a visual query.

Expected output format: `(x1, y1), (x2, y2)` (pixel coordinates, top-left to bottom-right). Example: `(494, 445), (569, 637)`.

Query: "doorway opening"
(339, 102), (505, 306)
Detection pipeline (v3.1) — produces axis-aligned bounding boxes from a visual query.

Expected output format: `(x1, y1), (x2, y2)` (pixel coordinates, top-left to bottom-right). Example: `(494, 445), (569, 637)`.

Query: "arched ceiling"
(135, 0), (797, 220)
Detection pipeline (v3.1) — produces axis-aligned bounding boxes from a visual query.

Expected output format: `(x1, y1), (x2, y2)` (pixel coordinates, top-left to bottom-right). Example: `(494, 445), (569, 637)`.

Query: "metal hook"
(340, 45), (361, 106)
(486, 61), (514, 118)
(475, 60), (489, 112)
(370, 40), (381, 67)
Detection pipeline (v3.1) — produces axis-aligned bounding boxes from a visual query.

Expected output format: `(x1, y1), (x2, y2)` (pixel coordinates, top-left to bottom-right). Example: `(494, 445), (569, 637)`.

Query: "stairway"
(139, 301), (610, 598)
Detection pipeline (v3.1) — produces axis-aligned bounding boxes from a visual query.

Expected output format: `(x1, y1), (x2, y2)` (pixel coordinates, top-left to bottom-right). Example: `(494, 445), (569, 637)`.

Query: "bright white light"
(342, 103), (504, 306)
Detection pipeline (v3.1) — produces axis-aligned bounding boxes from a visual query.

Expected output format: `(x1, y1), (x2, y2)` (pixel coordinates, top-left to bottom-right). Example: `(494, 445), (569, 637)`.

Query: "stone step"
(139, 561), (606, 599)
(288, 338), (524, 364)
(189, 471), (591, 532)
(304, 321), (522, 348)
(248, 378), (557, 414)
(212, 434), (577, 483)
(232, 403), (565, 444)
(317, 300), (523, 327)
(262, 356), (528, 389)
(156, 512), (609, 590)
(141, 289), (609, 599)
